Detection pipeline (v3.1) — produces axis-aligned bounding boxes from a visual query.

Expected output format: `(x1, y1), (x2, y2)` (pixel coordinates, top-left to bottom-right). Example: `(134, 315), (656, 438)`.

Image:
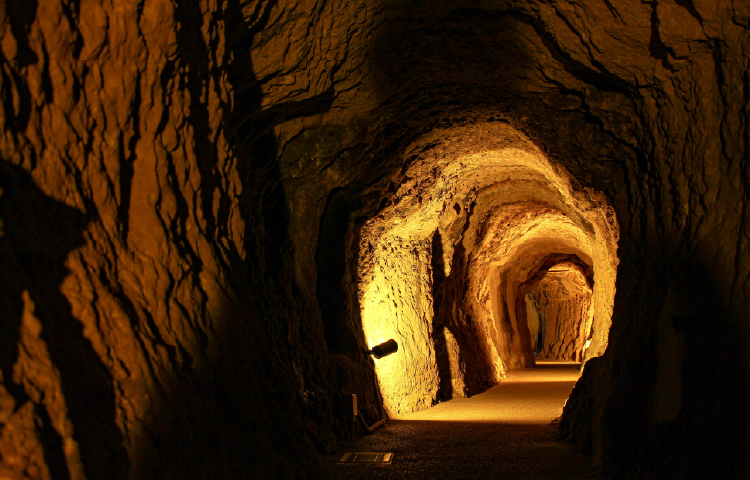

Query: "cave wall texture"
(522, 259), (594, 361)
(356, 123), (618, 415)
(0, 0), (749, 479)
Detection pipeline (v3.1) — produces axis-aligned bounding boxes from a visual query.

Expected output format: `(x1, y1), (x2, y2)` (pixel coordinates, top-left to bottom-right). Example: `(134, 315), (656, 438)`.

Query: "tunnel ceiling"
(0, 1), (749, 479)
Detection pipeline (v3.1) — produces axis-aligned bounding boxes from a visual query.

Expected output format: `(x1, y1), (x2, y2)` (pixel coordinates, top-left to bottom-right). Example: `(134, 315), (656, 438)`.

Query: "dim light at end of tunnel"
(488, 375), (581, 384)
(534, 359), (580, 366)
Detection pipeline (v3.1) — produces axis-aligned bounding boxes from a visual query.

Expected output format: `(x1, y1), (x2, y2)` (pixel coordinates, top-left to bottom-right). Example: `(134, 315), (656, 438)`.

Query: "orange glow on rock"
(358, 123), (618, 417)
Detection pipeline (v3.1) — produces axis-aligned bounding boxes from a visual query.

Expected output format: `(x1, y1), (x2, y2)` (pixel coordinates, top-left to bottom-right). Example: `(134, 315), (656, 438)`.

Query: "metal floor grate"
(338, 452), (394, 464)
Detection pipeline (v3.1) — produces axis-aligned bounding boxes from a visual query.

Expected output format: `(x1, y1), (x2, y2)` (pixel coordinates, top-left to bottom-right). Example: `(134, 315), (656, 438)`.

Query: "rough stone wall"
(1, 0), (749, 478)
(539, 292), (592, 361)
(358, 236), (439, 417)
(528, 271), (594, 361)
(537, 2), (750, 476)
(516, 258), (595, 362)
(0, 1), (339, 478)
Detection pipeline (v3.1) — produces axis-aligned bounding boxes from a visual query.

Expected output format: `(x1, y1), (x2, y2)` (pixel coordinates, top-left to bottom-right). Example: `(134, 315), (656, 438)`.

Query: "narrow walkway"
(321, 360), (593, 479)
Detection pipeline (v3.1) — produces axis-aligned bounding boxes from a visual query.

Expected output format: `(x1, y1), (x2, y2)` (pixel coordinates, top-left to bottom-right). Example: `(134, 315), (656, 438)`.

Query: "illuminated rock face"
(521, 259), (594, 361)
(0, 1), (749, 479)
(357, 123), (618, 416)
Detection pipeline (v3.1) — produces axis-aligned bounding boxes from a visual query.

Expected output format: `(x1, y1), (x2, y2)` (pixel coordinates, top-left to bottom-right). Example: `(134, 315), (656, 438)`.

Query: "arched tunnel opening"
(520, 254), (595, 361)
(354, 122), (618, 417)
(1, 1), (749, 479)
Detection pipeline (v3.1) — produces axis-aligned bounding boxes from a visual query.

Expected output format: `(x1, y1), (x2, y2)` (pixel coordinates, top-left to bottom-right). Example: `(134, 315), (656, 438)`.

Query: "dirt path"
(320, 360), (594, 479)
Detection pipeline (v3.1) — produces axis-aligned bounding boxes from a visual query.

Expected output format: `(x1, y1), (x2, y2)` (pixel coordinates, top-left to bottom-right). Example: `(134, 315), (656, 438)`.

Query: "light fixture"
(548, 266), (570, 273)
(353, 340), (398, 433)
(365, 339), (398, 359)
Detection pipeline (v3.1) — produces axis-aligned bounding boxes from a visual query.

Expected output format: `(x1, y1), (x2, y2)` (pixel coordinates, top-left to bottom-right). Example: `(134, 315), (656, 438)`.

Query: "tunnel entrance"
(517, 254), (595, 362)
(356, 122), (619, 417)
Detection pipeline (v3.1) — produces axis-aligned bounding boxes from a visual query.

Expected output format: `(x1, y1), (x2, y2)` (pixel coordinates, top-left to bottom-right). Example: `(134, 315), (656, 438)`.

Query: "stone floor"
(320, 360), (594, 479)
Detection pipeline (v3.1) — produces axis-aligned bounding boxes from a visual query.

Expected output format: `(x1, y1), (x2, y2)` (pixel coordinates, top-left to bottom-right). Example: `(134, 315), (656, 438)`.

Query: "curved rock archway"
(517, 254), (594, 361)
(357, 122), (618, 416)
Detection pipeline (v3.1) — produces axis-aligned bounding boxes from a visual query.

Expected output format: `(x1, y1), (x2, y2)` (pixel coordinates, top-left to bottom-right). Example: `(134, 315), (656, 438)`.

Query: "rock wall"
(0, 1), (343, 478)
(1, 0), (749, 478)
(537, 289), (592, 361)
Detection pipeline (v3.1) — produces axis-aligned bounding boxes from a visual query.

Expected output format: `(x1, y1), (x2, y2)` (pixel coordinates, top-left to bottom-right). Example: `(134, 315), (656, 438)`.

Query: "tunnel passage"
(1, 0), (749, 478)
(518, 254), (595, 362)
(357, 122), (619, 417)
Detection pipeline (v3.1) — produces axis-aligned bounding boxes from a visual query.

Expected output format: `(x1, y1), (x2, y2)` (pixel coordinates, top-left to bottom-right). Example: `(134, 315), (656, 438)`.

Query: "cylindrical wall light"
(365, 339), (398, 359)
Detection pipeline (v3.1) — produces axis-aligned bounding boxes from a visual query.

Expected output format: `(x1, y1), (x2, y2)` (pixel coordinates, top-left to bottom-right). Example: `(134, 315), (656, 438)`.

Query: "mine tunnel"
(355, 124), (618, 418)
(1, 1), (749, 480)
(520, 254), (595, 361)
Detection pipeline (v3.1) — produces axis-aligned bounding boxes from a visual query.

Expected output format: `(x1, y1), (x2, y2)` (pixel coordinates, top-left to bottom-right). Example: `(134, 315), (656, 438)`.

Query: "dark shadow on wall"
(107, 0), (340, 478)
(225, 0), (341, 458)
(629, 258), (750, 479)
(431, 230), (454, 400)
(317, 188), (363, 355)
(0, 162), (130, 479)
(433, 235), (497, 397)
(562, 249), (750, 478)
(363, 4), (631, 199)
(180, 0), (336, 476)
(316, 188), (386, 444)
(329, 207), (389, 440)
(660, 267), (750, 479)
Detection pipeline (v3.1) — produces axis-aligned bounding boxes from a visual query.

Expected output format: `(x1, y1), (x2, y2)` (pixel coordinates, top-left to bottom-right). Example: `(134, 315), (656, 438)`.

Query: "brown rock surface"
(0, 0), (749, 478)
(521, 259), (594, 361)
(356, 122), (618, 416)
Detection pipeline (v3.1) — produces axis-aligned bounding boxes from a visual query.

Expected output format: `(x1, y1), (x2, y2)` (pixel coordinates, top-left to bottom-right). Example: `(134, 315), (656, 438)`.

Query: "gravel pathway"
(320, 360), (594, 480)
